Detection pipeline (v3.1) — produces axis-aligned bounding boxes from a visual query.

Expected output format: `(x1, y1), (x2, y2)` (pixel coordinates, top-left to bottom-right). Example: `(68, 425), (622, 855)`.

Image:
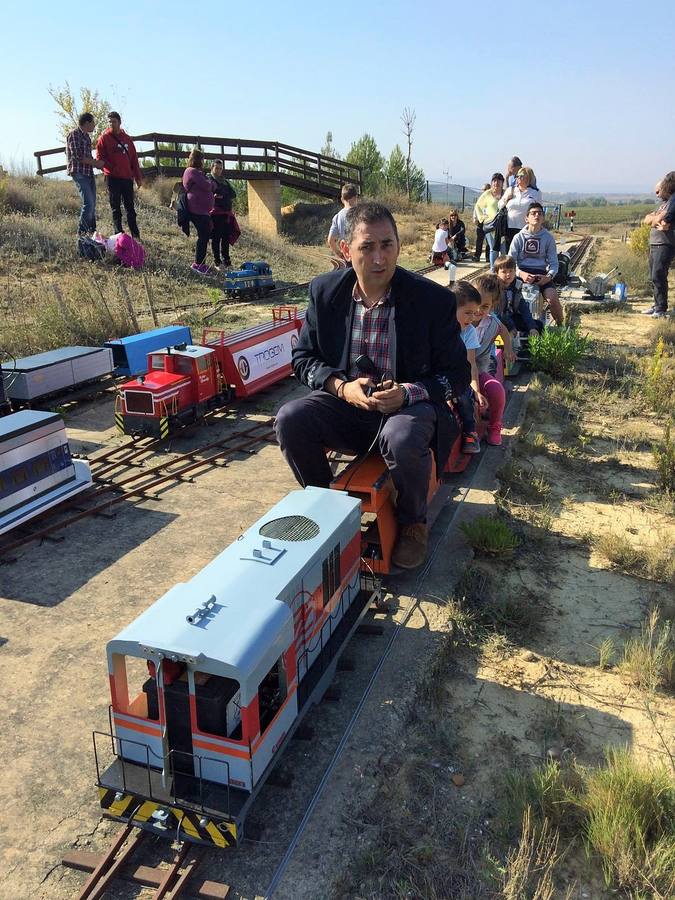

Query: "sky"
(1, 0), (673, 194)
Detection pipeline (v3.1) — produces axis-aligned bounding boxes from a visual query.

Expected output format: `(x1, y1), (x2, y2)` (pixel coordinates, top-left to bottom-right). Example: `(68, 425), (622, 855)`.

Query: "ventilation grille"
(259, 515), (319, 542)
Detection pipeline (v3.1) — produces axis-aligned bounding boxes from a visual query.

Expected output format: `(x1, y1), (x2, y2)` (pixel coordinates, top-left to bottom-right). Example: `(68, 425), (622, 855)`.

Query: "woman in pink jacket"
(182, 148), (215, 274)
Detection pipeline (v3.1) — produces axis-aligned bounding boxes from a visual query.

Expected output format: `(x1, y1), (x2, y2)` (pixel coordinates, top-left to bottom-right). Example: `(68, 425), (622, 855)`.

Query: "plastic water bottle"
(614, 279), (626, 301)
(447, 262), (457, 285)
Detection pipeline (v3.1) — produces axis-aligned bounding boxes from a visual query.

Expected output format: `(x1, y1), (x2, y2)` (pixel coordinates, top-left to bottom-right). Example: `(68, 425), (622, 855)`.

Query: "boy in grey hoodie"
(508, 202), (563, 325)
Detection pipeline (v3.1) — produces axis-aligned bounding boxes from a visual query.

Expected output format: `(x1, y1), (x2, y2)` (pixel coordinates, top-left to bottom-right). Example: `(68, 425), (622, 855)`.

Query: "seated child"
(494, 255), (543, 336)
(508, 202), (564, 325)
(474, 274), (515, 446)
(447, 209), (467, 261)
(430, 218), (450, 266)
(453, 281), (486, 454)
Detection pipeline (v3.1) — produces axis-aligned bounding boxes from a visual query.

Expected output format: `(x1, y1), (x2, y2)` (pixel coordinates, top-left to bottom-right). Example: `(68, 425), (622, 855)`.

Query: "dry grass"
(594, 533), (675, 585)
(618, 610), (675, 693)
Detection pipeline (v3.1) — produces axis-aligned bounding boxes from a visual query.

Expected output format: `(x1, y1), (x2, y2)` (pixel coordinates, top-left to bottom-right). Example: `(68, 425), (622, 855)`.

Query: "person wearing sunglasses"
(499, 166), (542, 250)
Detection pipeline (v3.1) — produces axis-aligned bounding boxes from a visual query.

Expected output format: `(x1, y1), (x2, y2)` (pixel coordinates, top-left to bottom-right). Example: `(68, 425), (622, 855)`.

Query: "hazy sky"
(1, 0), (673, 193)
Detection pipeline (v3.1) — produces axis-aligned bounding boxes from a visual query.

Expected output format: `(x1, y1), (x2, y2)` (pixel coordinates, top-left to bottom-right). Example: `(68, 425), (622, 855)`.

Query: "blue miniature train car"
(223, 261), (275, 298)
(104, 326), (193, 377)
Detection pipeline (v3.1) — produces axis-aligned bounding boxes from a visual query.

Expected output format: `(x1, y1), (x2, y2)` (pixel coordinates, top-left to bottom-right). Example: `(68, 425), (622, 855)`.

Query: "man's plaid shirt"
(348, 284), (429, 405)
(66, 127), (93, 176)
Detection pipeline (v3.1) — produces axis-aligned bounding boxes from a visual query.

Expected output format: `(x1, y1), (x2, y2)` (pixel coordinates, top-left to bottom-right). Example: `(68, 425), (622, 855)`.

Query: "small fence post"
(426, 181), (430, 204)
(154, 139), (160, 172)
(462, 186), (466, 212)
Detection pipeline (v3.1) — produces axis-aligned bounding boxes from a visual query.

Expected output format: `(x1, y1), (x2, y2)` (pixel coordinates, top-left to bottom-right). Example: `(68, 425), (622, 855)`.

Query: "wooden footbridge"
(34, 132), (361, 234)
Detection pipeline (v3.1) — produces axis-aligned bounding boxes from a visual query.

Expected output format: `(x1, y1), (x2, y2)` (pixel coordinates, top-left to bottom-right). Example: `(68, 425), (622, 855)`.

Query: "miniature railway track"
(63, 823), (229, 899)
(566, 234), (594, 271)
(0, 419), (276, 557)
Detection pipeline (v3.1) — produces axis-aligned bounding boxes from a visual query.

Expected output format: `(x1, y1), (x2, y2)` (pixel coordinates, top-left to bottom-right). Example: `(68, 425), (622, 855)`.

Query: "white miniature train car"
(94, 486), (379, 847)
(0, 410), (92, 535)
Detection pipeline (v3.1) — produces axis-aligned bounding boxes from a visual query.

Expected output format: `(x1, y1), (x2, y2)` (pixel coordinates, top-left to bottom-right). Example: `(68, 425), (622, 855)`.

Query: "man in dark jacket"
(275, 202), (470, 569)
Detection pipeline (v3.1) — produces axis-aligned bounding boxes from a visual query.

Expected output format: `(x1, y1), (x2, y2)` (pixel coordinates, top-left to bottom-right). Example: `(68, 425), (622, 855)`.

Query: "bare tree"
(401, 107), (416, 200)
(48, 82), (113, 143)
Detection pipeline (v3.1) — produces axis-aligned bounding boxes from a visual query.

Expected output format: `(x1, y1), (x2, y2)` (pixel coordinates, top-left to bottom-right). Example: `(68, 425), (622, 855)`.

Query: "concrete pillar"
(247, 178), (281, 237)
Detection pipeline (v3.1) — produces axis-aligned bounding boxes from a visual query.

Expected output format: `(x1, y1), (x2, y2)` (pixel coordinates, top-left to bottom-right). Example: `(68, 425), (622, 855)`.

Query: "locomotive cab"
(116, 345), (225, 437)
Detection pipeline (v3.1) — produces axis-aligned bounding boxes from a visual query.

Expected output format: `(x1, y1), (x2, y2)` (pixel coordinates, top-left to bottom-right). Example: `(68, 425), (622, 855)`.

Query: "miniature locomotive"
(0, 410), (92, 535)
(115, 307), (302, 438)
(223, 261), (275, 298)
(93, 487), (380, 847)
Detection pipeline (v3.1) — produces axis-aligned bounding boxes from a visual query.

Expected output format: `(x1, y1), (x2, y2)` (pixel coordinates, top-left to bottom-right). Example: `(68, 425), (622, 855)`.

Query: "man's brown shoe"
(392, 523), (428, 570)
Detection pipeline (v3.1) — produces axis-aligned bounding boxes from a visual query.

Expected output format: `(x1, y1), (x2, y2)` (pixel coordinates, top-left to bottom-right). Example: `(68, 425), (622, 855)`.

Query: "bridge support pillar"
(247, 178), (281, 237)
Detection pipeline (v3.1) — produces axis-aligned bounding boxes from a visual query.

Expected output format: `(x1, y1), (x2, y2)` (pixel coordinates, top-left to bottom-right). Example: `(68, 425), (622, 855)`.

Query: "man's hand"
(370, 381), (406, 414)
(342, 377), (378, 411)
(505, 345), (517, 363)
(136, 177), (143, 189)
(521, 271), (539, 284)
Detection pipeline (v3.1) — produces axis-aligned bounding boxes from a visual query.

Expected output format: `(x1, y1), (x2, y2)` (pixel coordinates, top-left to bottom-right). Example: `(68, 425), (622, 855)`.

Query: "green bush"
(460, 516), (520, 555)
(653, 424), (675, 496)
(528, 327), (589, 378)
(629, 221), (651, 254)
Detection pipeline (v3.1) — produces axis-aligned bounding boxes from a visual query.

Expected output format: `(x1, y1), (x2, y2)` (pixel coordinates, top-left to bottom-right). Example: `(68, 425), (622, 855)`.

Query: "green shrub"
(619, 610), (675, 692)
(645, 337), (675, 417)
(629, 221), (651, 255)
(608, 244), (651, 295)
(460, 515), (520, 555)
(654, 424), (675, 495)
(528, 327), (589, 378)
(502, 749), (675, 897)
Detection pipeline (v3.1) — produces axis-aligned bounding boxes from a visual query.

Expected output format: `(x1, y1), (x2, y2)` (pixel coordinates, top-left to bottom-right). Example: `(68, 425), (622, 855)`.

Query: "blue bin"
(105, 326), (193, 377)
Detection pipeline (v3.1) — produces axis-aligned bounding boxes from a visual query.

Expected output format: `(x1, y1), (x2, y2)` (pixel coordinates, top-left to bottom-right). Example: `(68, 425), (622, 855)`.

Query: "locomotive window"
(13, 466), (29, 486)
(174, 356), (193, 375)
(194, 671), (242, 740)
(32, 458), (50, 479)
(150, 354), (165, 370)
(322, 543), (341, 607)
(197, 357), (210, 373)
(111, 653), (159, 721)
(258, 657), (288, 734)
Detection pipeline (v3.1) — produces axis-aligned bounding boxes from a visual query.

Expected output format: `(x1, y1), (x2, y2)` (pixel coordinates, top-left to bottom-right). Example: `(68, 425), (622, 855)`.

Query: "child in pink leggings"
(473, 275), (515, 445)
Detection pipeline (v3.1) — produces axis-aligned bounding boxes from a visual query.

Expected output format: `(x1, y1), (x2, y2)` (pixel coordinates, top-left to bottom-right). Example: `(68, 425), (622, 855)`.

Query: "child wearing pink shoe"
(473, 275), (515, 445)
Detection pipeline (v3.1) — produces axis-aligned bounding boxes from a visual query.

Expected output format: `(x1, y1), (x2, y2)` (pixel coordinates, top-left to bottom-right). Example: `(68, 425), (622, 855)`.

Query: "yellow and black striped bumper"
(115, 412), (124, 434)
(159, 416), (169, 439)
(98, 787), (237, 848)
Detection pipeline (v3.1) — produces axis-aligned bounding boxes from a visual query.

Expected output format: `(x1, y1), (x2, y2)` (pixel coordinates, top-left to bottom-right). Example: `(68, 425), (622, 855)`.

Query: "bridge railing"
(34, 133), (361, 198)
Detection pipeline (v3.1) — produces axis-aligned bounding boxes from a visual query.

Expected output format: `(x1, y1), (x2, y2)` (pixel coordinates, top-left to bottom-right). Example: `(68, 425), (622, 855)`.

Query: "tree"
(48, 82), (113, 144)
(345, 134), (384, 196)
(401, 107), (416, 200)
(321, 131), (341, 160)
(383, 145), (426, 202)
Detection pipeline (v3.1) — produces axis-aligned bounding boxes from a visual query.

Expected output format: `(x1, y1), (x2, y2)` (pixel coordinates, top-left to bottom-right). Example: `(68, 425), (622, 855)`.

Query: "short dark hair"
(475, 274), (501, 299)
(344, 202), (398, 245)
(108, 111), (121, 122)
(493, 255), (516, 273)
(510, 156), (522, 167)
(341, 183), (358, 201)
(454, 280), (481, 307)
(78, 112), (95, 127)
(491, 172), (505, 183)
(527, 201), (544, 215)
(660, 171), (675, 199)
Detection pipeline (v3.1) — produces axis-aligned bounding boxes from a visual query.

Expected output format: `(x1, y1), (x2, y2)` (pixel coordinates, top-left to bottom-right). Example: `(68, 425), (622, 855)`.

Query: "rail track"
(63, 823), (229, 899)
(0, 418), (276, 558)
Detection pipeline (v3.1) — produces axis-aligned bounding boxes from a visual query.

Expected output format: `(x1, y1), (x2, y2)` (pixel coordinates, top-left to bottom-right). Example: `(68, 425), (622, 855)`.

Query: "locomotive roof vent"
(259, 515), (319, 542)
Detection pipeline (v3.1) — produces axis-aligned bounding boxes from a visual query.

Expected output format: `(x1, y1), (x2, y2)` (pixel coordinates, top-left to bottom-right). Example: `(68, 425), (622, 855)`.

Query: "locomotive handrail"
(296, 567), (360, 673)
(93, 729), (157, 800)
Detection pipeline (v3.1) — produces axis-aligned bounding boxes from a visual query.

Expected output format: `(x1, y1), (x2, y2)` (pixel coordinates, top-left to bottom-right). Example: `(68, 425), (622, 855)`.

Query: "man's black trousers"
(107, 176), (139, 238)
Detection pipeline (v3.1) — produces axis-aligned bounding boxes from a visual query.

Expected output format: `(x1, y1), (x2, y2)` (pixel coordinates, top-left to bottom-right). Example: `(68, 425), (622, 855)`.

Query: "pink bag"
(114, 233), (145, 269)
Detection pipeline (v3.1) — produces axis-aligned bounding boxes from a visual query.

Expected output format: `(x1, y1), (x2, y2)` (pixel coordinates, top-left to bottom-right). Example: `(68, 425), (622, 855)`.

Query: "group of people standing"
(66, 111), (143, 240)
(180, 149), (239, 275)
(66, 114), (239, 274)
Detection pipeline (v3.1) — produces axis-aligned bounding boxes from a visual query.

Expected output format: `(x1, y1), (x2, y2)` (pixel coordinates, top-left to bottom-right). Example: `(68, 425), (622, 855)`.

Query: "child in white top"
(453, 281), (486, 454)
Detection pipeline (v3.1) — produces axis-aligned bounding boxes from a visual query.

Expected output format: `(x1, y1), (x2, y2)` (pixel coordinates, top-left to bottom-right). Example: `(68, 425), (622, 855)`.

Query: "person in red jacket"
(96, 111), (143, 239)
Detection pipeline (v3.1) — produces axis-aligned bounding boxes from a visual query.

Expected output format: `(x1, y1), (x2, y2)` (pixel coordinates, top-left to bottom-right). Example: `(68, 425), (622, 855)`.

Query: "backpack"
(114, 233), (145, 269)
(77, 235), (106, 261)
(172, 182), (190, 235)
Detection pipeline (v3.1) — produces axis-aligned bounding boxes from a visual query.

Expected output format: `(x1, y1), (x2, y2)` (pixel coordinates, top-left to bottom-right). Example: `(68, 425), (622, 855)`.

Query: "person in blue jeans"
(642, 173), (675, 318)
(66, 112), (104, 234)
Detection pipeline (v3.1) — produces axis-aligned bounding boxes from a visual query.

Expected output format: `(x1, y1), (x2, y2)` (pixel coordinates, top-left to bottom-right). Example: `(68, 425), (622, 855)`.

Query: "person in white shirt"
(431, 217), (450, 265)
(499, 166), (542, 249)
(327, 183), (359, 259)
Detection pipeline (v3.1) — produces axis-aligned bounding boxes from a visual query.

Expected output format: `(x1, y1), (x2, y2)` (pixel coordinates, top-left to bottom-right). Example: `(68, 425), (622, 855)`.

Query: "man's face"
(109, 117), (121, 134)
(496, 267), (515, 287)
(655, 181), (662, 198)
(342, 219), (400, 290)
(527, 208), (544, 229)
(213, 163), (223, 177)
(456, 303), (479, 329)
(491, 177), (503, 193)
(82, 120), (95, 134)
